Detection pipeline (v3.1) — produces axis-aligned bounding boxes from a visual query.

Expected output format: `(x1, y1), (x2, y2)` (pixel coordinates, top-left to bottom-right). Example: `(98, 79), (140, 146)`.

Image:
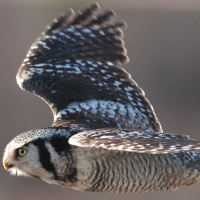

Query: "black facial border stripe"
(33, 139), (58, 179)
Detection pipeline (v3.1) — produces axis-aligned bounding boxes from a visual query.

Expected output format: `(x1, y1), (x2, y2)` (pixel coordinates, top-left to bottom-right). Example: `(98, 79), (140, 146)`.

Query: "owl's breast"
(74, 148), (200, 193)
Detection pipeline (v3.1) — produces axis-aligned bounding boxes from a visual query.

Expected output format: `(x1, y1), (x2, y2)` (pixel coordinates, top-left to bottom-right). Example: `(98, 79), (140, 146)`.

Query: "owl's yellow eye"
(18, 148), (27, 156)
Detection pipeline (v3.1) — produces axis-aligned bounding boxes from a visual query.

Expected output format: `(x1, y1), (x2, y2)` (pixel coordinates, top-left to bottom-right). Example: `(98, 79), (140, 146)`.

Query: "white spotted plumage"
(69, 128), (200, 154)
(3, 3), (200, 193)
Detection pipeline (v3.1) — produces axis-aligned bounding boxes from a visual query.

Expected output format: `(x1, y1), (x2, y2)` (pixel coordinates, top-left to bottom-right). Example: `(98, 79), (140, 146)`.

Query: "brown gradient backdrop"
(1, 1), (200, 200)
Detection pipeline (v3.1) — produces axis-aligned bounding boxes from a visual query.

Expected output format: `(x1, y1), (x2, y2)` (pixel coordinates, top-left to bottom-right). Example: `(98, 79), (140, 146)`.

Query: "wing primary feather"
(70, 3), (101, 26)
(16, 3), (162, 132)
(42, 9), (75, 35)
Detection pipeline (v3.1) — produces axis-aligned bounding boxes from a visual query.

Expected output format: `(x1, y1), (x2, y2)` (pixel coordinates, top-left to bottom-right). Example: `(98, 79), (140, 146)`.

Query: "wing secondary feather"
(69, 128), (200, 154)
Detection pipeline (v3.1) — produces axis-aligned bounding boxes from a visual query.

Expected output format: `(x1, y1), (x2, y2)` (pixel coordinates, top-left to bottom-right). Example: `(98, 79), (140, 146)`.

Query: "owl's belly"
(75, 148), (200, 193)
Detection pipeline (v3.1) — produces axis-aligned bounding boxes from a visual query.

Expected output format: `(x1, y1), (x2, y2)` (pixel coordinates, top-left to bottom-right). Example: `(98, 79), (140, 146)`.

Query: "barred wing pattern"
(16, 3), (162, 131)
(69, 128), (200, 154)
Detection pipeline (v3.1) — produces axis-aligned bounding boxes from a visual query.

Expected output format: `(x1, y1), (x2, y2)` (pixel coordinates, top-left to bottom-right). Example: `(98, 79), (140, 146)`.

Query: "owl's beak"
(3, 158), (13, 170)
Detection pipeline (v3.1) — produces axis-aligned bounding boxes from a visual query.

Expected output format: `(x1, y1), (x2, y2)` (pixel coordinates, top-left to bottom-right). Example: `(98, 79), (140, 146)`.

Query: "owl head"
(3, 128), (73, 184)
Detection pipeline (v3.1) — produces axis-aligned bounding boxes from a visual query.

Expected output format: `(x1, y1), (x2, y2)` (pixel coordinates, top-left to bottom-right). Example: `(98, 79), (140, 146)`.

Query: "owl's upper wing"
(16, 3), (162, 132)
(69, 128), (200, 154)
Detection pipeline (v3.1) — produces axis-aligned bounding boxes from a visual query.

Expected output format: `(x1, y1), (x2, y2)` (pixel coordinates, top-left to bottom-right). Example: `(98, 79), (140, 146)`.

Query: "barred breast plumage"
(3, 3), (200, 193)
(75, 149), (200, 193)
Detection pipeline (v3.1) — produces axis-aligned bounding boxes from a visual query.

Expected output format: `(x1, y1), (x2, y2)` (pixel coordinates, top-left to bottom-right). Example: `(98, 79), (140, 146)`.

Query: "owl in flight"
(3, 3), (200, 193)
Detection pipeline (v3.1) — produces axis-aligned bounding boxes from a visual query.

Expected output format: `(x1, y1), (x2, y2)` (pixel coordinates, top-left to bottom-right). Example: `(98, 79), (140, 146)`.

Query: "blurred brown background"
(1, 0), (200, 200)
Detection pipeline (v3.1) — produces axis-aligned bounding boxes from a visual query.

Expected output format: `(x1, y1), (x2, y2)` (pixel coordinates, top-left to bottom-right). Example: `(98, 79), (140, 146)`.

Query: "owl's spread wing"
(69, 128), (200, 154)
(16, 3), (162, 132)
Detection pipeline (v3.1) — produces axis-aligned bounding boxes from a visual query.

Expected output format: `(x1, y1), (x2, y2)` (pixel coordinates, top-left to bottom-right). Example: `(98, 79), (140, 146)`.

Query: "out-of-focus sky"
(1, 0), (200, 200)
(2, 0), (200, 11)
